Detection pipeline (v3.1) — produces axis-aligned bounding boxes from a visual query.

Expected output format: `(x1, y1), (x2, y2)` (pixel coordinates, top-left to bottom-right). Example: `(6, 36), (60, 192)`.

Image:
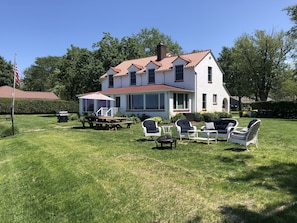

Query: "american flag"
(14, 64), (20, 86)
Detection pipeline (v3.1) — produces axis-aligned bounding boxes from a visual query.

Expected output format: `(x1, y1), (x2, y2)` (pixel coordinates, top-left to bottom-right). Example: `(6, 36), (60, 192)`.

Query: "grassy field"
(0, 114), (297, 223)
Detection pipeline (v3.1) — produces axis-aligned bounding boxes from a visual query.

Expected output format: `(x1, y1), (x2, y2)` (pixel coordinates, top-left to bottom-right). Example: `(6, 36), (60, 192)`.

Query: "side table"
(161, 125), (173, 136)
(188, 130), (218, 145)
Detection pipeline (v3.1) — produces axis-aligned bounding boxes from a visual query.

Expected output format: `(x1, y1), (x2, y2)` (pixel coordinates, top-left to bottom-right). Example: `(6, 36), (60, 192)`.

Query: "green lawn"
(0, 115), (297, 223)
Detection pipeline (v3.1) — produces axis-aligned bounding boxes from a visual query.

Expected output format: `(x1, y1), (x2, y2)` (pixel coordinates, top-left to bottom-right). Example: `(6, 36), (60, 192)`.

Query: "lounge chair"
(142, 119), (161, 139)
(175, 119), (197, 140)
(228, 119), (261, 150)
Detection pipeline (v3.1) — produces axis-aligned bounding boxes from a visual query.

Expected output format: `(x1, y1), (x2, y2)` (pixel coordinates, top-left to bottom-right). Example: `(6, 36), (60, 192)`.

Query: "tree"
(218, 47), (251, 110)
(22, 56), (62, 91)
(92, 32), (126, 72)
(92, 28), (183, 72)
(230, 30), (295, 101)
(133, 28), (182, 56)
(0, 56), (14, 86)
(285, 4), (297, 38)
(58, 45), (102, 100)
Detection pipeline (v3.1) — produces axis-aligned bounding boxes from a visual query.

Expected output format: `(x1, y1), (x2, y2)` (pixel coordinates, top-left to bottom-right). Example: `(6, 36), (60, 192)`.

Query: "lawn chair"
(175, 119), (197, 140)
(228, 119), (261, 150)
(142, 119), (161, 139)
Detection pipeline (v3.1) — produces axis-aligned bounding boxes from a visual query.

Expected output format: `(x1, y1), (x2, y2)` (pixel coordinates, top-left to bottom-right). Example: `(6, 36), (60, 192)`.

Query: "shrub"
(201, 112), (219, 122)
(150, 116), (162, 124)
(194, 113), (203, 122)
(171, 113), (186, 123)
(69, 113), (79, 121)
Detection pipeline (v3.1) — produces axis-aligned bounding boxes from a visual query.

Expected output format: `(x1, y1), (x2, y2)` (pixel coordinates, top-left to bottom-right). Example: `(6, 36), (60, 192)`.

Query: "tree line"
(1, 5), (297, 105)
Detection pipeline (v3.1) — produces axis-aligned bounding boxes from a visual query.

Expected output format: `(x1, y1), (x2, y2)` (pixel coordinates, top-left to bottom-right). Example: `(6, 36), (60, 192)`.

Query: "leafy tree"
(230, 30), (295, 101)
(58, 45), (102, 100)
(0, 56), (14, 86)
(285, 4), (297, 38)
(92, 32), (125, 72)
(133, 28), (182, 56)
(22, 56), (61, 91)
(218, 47), (251, 110)
(270, 67), (297, 100)
(92, 28), (183, 73)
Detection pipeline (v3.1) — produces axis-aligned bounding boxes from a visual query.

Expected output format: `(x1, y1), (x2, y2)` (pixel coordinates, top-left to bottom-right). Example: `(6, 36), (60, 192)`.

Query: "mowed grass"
(0, 115), (297, 222)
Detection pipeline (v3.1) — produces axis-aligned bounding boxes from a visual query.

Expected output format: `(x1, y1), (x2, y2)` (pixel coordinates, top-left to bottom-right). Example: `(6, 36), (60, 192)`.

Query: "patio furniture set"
(142, 118), (261, 150)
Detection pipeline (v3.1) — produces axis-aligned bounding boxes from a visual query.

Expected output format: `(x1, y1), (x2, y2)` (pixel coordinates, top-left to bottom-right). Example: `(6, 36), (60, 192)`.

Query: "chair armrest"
(200, 126), (206, 130)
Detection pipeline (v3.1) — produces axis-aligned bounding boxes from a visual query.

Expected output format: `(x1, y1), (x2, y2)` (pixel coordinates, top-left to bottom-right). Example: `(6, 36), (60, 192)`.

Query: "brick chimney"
(157, 42), (166, 61)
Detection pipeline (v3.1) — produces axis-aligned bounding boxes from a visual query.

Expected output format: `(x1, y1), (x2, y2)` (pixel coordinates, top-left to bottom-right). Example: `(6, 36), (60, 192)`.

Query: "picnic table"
(80, 115), (133, 130)
(95, 116), (133, 130)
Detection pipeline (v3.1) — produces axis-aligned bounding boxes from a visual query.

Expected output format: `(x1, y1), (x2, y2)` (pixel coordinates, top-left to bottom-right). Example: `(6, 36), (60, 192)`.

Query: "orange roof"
(0, 86), (59, 100)
(100, 50), (211, 79)
(100, 84), (193, 95)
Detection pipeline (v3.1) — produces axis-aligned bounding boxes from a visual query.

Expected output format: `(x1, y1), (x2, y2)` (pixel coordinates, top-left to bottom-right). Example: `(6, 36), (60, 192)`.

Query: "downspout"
(194, 70), (197, 113)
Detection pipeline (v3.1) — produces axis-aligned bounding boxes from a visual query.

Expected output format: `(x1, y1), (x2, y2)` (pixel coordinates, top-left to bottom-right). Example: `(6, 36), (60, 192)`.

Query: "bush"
(171, 113), (186, 123)
(201, 112), (219, 122)
(150, 116), (162, 124)
(194, 113), (203, 122)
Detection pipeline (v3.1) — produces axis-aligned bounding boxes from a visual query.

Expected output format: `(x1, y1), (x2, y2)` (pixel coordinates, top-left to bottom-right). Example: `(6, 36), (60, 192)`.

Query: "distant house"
(0, 85), (59, 100)
(230, 96), (255, 110)
(79, 43), (230, 118)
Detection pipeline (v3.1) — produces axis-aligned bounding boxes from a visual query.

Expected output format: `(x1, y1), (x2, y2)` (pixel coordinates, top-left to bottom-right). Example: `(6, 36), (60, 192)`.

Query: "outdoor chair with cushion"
(142, 119), (161, 139)
(201, 118), (238, 140)
(228, 119), (261, 150)
(175, 119), (197, 140)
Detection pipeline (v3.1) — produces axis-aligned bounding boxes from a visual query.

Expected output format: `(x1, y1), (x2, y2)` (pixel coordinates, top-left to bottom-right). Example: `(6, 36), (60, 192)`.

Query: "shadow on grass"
(225, 147), (248, 152)
(220, 162), (297, 222)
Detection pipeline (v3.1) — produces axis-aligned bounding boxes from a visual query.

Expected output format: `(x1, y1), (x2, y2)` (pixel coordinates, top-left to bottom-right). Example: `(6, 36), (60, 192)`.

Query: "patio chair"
(228, 119), (261, 150)
(175, 119), (197, 140)
(141, 119), (161, 139)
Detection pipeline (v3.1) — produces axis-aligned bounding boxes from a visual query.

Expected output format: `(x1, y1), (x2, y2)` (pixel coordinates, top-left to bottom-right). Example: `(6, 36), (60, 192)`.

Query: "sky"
(1, 0), (296, 78)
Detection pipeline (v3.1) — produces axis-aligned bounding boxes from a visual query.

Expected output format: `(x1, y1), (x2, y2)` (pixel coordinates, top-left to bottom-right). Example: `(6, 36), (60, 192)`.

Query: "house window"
(213, 94), (217, 105)
(175, 65), (184, 81)
(108, 75), (114, 88)
(145, 93), (165, 109)
(130, 71), (136, 85)
(208, 67), (212, 83)
(148, 69), (155, 84)
(115, 97), (120, 107)
(128, 94), (143, 109)
(173, 93), (188, 109)
(127, 93), (164, 110)
(202, 93), (207, 110)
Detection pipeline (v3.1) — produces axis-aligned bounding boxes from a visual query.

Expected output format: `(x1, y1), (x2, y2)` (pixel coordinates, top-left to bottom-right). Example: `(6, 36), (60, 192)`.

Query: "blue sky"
(1, 0), (296, 78)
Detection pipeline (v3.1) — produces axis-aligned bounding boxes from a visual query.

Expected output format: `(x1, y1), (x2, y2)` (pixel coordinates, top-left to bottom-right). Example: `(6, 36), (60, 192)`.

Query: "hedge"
(251, 101), (297, 119)
(0, 98), (78, 114)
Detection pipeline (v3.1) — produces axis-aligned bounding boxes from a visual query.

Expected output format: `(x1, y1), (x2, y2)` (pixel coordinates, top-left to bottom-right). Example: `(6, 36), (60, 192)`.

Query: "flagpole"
(11, 54), (17, 135)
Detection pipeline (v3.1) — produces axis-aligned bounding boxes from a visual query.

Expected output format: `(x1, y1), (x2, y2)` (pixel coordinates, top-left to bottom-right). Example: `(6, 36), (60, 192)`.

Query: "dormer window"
(108, 75), (114, 88)
(175, 65), (184, 82)
(130, 71), (136, 85)
(148, 69), (155, 84)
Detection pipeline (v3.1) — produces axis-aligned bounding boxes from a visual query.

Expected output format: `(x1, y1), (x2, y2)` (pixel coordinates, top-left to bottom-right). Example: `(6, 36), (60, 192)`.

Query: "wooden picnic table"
(80, 115), (133, 130)
(95, 116), (133, 130)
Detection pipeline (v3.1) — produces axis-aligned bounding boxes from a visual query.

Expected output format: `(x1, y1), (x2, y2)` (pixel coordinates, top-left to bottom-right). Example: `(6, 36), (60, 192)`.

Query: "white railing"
(96, 107), (118, 116)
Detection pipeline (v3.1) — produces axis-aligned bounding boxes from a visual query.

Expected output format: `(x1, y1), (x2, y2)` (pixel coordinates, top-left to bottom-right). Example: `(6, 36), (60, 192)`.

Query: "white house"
(79, 43), (230, 118)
